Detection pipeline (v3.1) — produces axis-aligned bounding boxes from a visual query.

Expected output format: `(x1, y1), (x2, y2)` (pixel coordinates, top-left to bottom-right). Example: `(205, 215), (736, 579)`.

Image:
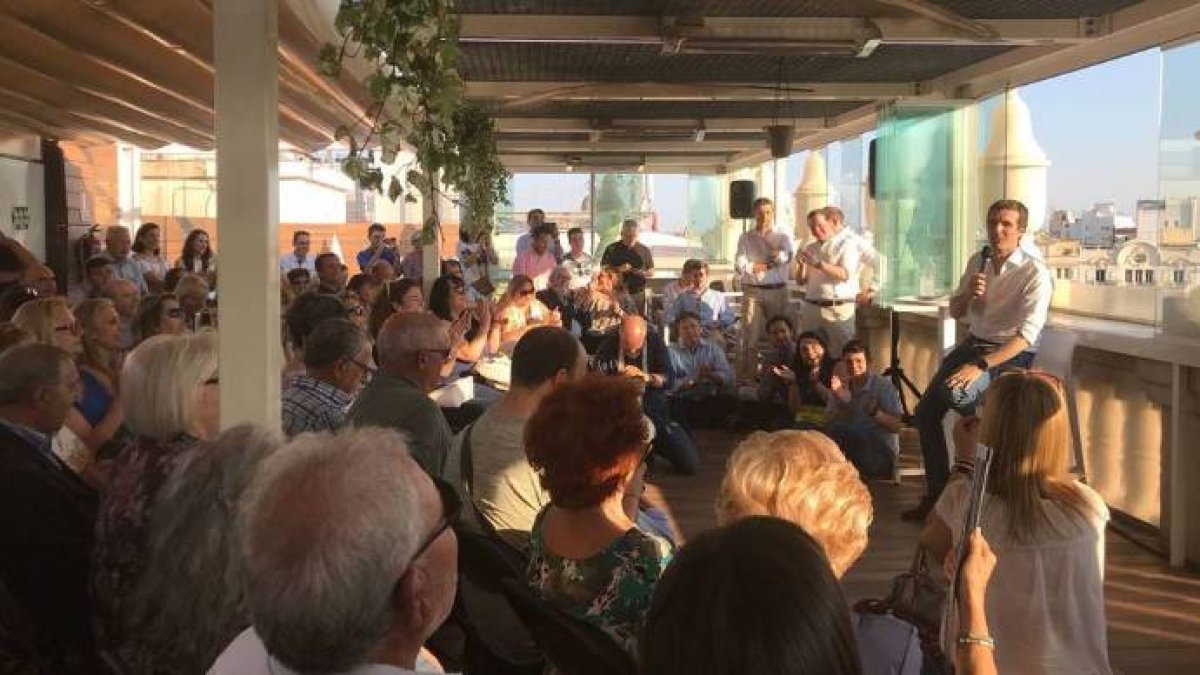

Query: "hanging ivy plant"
(317, 0), (508, 239)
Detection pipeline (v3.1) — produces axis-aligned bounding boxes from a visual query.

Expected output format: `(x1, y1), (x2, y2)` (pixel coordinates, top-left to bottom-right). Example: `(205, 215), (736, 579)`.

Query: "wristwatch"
(973, 357), (989, 371)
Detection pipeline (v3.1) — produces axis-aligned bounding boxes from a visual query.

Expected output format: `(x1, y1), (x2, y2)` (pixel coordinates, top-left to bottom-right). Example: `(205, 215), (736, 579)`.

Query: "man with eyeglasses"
(348, 312), (455, 477)
(210, 427), (460, 675)
(279, 230), (316, 274)
(281, 319), (373, 437)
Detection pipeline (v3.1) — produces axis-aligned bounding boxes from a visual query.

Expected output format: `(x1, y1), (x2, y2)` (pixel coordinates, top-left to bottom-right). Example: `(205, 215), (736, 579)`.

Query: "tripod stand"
(881, 308), (923, 422)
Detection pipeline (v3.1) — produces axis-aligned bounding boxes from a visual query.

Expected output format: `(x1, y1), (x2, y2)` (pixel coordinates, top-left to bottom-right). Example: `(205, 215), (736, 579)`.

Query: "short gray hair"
(123, 423), (283, 674)
(121, 333), (218, 440)
(0, 343), (72, 405)
(303, 318), (369, 370)
(376, 312), (448, 368)
(239, 427), (422, 672)
(174, 273), (209, 302)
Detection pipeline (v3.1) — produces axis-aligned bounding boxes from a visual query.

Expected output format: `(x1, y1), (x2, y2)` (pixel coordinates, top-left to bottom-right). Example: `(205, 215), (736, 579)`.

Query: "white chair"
(1032, 328), (1087, 482)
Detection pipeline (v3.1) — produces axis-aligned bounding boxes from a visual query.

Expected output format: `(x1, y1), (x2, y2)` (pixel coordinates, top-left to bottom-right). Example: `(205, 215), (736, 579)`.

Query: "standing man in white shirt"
(797, 207), (865, 356)
(902, 199), (1053, 521)
(279, 230), (316, 274)
(734, 197), (794, 380)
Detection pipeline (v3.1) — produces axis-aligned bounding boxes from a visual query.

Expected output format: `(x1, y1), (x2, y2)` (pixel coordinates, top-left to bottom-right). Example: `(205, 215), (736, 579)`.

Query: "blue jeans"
(914, 338), (1035, 499)
(826, 421), (895, 477)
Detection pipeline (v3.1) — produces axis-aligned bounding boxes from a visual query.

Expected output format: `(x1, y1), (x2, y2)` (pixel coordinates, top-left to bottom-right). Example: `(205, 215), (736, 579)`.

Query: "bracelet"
(957, 634), (995, 650)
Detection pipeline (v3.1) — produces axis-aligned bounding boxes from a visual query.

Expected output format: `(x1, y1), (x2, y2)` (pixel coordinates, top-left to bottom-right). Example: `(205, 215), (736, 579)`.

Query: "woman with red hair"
(524, 375), (673, 654)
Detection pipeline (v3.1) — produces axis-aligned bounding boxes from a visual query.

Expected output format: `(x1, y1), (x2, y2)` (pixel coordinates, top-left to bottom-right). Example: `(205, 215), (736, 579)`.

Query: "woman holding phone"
(921, 371), (1111, 675)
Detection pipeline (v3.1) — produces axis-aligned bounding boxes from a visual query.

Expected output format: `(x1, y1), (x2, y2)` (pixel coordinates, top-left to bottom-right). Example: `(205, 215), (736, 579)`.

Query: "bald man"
(595, 316), (698, 474)
(347, 312), (454, 475)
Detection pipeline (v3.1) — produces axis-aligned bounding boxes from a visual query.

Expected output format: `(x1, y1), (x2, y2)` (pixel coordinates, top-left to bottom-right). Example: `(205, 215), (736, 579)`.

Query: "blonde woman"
(716, 430), (913, 673)
(922, 372), (1111, 675)
(67, 299), (126, 465)
(92, 332), (221, 656)
(11, 297), (92, 472)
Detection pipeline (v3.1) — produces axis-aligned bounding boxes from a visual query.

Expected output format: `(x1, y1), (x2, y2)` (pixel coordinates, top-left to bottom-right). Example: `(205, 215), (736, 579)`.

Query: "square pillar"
(214, 0), (282, 429)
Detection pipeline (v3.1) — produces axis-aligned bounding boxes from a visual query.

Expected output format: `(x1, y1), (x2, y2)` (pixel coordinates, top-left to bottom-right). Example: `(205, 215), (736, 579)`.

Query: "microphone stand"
(880, 308), (923, 422)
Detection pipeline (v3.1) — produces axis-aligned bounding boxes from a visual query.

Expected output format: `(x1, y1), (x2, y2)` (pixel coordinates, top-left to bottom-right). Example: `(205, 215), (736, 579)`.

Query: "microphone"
(977, 245), (992, 273)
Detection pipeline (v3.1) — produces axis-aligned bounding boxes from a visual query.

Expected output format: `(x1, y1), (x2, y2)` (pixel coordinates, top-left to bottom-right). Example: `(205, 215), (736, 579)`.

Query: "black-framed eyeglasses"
(411, 477), (463, 561)
(420, 348), (452, 363)
(348, 357), (377, 375)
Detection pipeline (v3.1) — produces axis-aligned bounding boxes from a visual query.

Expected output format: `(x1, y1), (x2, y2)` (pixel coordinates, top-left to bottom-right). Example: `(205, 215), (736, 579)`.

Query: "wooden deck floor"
(642, 429), (1200, 675)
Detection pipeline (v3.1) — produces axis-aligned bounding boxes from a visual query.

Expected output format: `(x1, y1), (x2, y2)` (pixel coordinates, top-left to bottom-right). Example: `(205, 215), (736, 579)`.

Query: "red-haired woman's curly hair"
(525, 375), (649, 509)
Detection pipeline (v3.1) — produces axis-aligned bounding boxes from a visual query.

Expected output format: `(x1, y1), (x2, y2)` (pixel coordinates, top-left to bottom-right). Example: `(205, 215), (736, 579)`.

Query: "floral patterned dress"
(91, 433), (201, 652)
(527, 508), (674, 653)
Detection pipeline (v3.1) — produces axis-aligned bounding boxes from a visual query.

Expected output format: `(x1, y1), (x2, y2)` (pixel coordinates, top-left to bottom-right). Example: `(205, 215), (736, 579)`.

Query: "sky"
(510, 43), (1198, 230)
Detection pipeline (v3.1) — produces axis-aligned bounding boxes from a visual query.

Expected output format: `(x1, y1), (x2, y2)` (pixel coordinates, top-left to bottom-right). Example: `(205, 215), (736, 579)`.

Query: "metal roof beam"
(468, 81), (917, 103)
(495, 117), (829, 133)
(499, 139), (761, 153)
(459, 14), (1106, 47)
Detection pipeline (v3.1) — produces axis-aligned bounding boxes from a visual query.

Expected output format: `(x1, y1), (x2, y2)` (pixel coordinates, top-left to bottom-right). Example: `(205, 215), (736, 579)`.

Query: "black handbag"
(855, 545), (948, 674)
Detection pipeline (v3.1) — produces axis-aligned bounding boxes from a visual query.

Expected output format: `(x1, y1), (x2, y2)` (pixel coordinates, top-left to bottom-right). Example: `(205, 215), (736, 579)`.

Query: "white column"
(214, 0), (281, 429)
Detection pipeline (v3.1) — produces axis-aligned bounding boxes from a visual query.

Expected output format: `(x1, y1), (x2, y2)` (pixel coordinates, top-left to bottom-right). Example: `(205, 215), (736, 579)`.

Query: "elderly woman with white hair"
(118, 423), (282, 674)
(91, 331), (221, 657)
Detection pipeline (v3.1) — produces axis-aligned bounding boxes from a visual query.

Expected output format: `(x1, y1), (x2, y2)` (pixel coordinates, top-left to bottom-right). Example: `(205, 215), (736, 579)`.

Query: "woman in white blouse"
(132, 223), (169, 292)
(174, 228), (217, 286)
(922, 371), (1111, 675)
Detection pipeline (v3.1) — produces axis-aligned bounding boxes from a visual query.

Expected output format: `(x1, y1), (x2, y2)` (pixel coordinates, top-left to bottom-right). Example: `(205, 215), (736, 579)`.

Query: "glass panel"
(688, 175), (727, 261)
(1157, 40), (1200, 338)
(875, 103), (970, 304)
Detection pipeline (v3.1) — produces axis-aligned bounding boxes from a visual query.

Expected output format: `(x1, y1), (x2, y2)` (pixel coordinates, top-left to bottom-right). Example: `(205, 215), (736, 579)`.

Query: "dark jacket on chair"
(0, 421), (102, 673)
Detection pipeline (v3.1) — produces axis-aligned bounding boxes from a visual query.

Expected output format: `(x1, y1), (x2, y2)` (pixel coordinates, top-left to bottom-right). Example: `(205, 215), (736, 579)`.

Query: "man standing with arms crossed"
(797, 206), (865, 357)
(902, 199), (1053, 521)
(734, 197), (794, 380)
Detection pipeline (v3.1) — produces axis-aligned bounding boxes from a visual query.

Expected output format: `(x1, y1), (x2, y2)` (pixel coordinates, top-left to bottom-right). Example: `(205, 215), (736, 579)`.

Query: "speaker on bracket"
(729, 179), (756, 219)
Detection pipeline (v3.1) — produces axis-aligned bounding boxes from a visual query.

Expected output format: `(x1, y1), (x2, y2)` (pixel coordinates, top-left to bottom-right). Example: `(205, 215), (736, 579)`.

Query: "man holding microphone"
(734, 197), (794, 380)
(903, 199), (1053, 521)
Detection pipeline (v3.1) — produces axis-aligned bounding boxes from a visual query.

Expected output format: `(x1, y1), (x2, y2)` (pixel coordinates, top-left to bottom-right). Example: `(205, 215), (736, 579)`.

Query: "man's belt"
(747, 283), (785, 290)
(805, 298), (852, 307)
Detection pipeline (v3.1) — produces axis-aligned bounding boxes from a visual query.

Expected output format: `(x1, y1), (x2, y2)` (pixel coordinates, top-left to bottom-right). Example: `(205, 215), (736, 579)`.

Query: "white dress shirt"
(735, 228), (794, 287)
(279, 253), (316, 274)
(802, 228), (863, 301)
(209, 628), (449, 674)
(956, 247), (1053, 346)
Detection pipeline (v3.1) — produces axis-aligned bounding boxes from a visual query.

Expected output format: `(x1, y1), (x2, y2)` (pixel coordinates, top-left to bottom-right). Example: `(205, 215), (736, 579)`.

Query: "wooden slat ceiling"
(0, 0), (371, 151)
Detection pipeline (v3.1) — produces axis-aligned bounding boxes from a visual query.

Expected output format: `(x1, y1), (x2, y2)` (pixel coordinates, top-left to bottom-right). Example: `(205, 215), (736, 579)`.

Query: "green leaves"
(318, 0), (507, 235)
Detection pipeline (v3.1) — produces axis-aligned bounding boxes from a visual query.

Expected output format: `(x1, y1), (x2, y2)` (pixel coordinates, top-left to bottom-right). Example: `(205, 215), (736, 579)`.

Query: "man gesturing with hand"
(902, 199), (1052, 521)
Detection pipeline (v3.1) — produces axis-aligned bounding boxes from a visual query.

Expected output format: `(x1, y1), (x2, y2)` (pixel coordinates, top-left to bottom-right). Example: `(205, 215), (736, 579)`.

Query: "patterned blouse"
(91, 433), (201, 652)
(527, 508), (674, 652)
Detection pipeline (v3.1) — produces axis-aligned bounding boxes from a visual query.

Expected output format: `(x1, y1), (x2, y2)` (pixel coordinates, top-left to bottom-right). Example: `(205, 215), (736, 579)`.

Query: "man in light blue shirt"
(666, 259), (735, 336)
(105, 226), (147, 294)
(668, 311), (735, 429)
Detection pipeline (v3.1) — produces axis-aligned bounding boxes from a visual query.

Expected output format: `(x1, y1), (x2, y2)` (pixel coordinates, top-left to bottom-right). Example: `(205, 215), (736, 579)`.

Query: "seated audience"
(429, 274), (498, 368)
(283, 292), (350, 378)
(369, 257), (397, 284)
(174, 272), (211, 329)
(11, 297), (91, 470)
(174, 228), (217, 285)
(132, 222), (169, 293)
(120, 424), (282, 674)
(279, 230), (316, 274)
(575, 268), (633, 353)
(922, 371), (1112, 675)
(496, 274), (558, 352)
(665, 259), (734, 338)
(67, 299), (126, 471)
(0, 321), (33, 353)
(104, 226), (148, 294)
(595, 315), (698, 475)
(369, 278), (423, 339)
(747, 314), (798, 428)
(444, 326), (586, 550)
(824, 340), (903, 477)
(133, 293), (187, 344)
(458, 227), (499, 293)
(161, 267), (185, 293)
(101, 278), (140, 349)
(0, 283), (39, 322)
(716, 430), (921, 674)
(92, 333), (220, 655)
(440, 258), (485, 303)
(0, 344), (104, 673)
(775, 330), (837, 427)
(535, 265), (579, 330)
(284, 267), (312, 297)
(339, 291), (370, 331)
(562, 226), (593, 288)
(512, 224), (558, 291)
(282, 318), (372, 437)
(81, 254), (115, 301)
(524, 375), (673, 653)
(668, 311), (735, 428)
(314, 252), (347, 295)
(398, 232), (424, 282)
(348, 312), (454, 476)
(642, 517), (862, 675)
(210, 428), (457, 675)
(347, 272), (381, 308)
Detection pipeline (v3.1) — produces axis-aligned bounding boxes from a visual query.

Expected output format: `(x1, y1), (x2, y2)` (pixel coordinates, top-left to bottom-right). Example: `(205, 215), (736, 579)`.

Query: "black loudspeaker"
(867, 138), (878, 199)
(729, 180), (756, 219)
(42, 140), (69, 294)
